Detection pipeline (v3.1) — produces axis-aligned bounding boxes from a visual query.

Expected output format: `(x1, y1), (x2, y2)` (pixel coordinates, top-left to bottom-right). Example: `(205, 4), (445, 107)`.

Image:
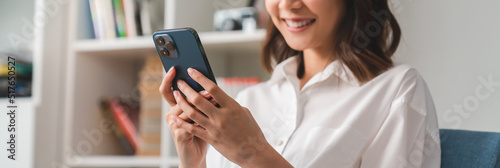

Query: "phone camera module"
(165, 41), (175, 51)
(155, 37), (165, 46)
(155, 34), (177, 58)
(160, 48), (170, 57)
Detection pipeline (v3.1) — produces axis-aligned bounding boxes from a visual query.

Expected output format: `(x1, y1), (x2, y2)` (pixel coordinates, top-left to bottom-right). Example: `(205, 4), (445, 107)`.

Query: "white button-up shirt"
(207, 57), (441, 168)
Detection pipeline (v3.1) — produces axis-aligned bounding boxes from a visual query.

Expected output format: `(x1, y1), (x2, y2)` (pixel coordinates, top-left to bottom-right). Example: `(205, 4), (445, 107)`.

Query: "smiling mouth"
(283, 19), (316, 28)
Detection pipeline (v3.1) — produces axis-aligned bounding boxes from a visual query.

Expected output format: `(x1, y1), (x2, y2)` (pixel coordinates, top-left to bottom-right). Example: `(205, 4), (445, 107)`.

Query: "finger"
(165, 105), (183, 128)
(177, 80), (218, 117)
(209, 98), (219, 106)
(167, 105), (193, 123)
(172, 115), (210, 141)
(170, 105), (183, 116)
(166, 113), (179, 130)
(174, 91), (212, 128)
(165, 105), (183, 125)
(159, 66), (176, 106)
(200, 90), (219, 106)
(178, 112), (192, 122)
(199, 90), (212, 99)
(187, 68), (231, 106)
(166, 109), (196, 142)
(172, 127), (193, 142)
(170, 116), (194, 142)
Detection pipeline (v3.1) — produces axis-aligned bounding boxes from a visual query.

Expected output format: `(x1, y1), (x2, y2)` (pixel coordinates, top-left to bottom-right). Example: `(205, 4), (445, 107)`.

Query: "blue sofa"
(440, 129), (500, 168)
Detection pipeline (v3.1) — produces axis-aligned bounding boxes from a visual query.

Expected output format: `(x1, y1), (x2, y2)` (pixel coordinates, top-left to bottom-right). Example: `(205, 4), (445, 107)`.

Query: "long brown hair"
(262, 0), (401, 83)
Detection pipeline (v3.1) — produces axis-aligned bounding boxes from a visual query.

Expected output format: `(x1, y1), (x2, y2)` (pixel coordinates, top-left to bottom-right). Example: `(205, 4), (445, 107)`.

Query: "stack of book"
(88, 0), (164, 39)
(137, 56), (163, 156)
(99, 97), (140, 155)
(0, 52), (33, 97)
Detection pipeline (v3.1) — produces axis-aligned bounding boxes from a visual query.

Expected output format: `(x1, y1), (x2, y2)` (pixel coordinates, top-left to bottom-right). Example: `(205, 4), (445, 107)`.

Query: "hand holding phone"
(153, 27), (217, 92)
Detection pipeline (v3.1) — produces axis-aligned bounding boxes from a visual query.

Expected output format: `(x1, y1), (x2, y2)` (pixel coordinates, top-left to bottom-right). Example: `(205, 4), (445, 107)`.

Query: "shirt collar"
(267, 56), (361, 87)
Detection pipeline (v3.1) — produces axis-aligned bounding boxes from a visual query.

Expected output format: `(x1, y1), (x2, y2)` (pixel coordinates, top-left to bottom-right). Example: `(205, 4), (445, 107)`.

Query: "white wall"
(0, 0), (35, 52)
(394, 0), (500, 132)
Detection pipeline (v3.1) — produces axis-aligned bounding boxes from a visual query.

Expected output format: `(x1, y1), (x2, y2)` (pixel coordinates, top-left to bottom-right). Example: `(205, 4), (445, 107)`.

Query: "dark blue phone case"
(153, 28), (217, 92)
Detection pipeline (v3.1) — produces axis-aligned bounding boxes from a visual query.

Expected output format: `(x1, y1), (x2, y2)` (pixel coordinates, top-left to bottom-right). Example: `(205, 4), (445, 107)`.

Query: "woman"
(160, 0), (441, 167)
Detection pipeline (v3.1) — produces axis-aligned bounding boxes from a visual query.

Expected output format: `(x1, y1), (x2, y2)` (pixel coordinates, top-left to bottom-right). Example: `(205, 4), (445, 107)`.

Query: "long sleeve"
(360, 70), (441, 168)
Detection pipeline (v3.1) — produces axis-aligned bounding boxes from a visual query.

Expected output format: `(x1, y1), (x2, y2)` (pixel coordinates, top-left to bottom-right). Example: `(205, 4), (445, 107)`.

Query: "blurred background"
(0, 0), (499, 167)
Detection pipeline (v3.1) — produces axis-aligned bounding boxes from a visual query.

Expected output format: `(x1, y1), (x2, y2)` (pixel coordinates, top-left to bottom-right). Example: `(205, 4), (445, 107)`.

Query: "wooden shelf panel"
(66, 155), (179, 167)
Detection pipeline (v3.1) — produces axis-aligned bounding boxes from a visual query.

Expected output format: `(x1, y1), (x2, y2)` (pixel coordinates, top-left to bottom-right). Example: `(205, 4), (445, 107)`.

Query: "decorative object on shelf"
(214, 7), (258, 32)
(251, 0), (270, 28)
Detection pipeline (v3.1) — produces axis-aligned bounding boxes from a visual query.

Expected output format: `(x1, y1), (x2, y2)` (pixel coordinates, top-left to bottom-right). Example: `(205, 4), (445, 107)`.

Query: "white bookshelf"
(62, 0), (267, 168)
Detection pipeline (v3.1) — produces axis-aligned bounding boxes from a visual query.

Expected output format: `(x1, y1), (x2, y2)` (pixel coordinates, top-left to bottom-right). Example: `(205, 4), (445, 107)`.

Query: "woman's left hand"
(170, 68), (292, 167)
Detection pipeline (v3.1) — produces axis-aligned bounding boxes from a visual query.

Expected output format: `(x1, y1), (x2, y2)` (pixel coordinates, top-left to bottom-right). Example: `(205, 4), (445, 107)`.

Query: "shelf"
(200, 29), (266, 45)
(72, 30), (266, 57)
(73, 37), (154, 53)
(72, 37), (156, 58)
(200, 29), (266, 53)
(66, 155), (179, 167)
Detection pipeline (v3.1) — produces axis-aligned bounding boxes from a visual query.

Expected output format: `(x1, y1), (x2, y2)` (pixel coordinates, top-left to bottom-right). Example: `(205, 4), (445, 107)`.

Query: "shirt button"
(276, 139), (284, 146)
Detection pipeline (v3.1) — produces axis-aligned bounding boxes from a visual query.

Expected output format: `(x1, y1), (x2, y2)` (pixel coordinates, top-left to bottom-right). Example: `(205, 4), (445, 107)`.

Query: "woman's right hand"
(160, 67), (208, 168)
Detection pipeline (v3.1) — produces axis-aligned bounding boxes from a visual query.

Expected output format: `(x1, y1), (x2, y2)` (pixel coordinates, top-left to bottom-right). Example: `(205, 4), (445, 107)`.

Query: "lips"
(284, 19), (316, 28)
(281, 18), (316, 33)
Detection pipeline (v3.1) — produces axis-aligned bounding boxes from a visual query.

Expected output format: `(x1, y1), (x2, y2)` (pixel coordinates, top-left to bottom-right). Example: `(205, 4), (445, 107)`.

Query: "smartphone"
(153, 27), (217, 92)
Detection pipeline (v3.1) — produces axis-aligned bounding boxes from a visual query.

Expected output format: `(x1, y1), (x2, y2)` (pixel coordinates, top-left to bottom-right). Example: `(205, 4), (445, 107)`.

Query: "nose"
(279, 0), (303, 10)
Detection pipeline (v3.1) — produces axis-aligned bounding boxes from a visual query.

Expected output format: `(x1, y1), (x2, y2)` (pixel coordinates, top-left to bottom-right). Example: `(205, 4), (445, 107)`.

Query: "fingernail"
(167, 66), (174, 74)
(170, 115), (177, 122)
(200, 90), (208, 95)
(173, 91), (180, 99)
(177, 80), (183, 88)
(187, 68), (195, 76)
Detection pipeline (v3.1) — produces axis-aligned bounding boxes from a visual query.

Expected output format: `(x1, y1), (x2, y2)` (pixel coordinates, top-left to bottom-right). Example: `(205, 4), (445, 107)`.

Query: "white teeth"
(285, 20), (314, 28)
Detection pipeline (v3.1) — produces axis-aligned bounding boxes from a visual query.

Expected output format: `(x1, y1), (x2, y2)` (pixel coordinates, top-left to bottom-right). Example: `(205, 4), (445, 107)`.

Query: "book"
(138, 56), (163, 99)
(109, 98), (140, 151)
(139, 82), (162, 98)
(139, 0), (152, 35)
(137, 109), (161, 156)
(99, 98), (135, 155)
(122, 0), (137, 38)
(136, 56), (163, 156)
(87, 0), (163, 39)
(101, 0), (117, 39)
(137, 110), (161, 156)
(89, 0), (107, 39)
(112, 0), (127, 37)
(88, 0), (101, 39)
(133, 0), (143, 36)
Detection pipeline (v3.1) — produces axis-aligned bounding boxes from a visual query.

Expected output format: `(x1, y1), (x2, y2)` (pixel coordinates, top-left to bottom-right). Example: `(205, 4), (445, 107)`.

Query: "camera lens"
(165, 42), (175, 51)
(155, 37), (165, 46)
(160, 48), (170, 57)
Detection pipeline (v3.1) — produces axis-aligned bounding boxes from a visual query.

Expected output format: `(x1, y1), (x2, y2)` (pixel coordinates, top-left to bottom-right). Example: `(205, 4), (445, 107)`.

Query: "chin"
(283, 38), (309, 51)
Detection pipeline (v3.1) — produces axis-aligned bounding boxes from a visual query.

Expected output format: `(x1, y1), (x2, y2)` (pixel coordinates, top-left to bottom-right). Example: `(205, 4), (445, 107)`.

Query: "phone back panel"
(153, 28), (216, 92)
